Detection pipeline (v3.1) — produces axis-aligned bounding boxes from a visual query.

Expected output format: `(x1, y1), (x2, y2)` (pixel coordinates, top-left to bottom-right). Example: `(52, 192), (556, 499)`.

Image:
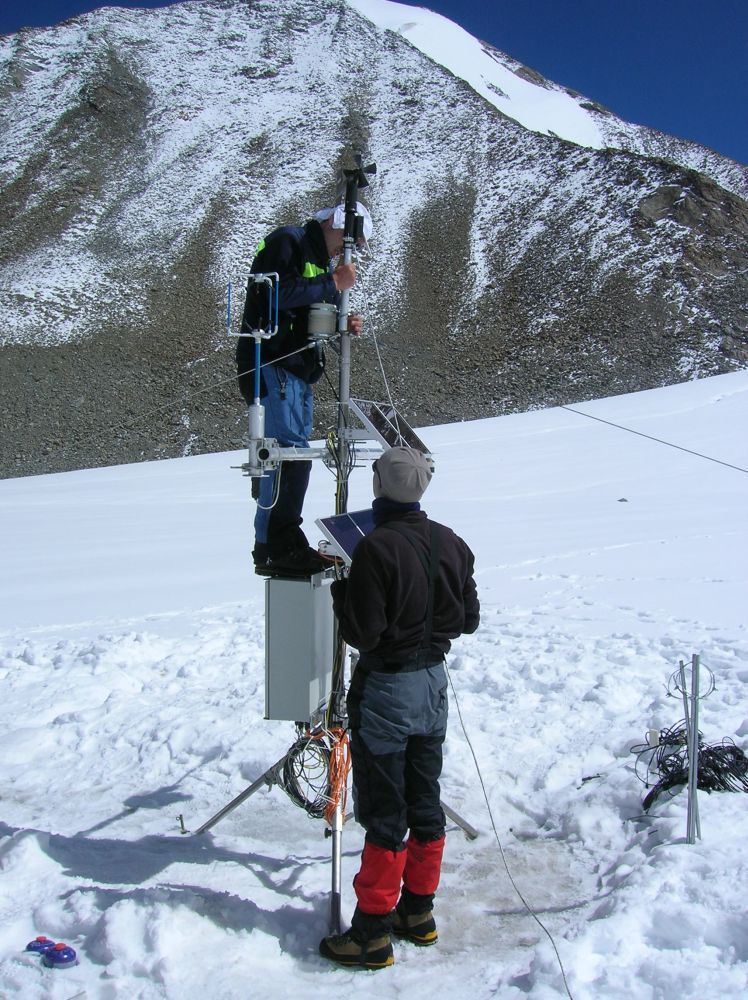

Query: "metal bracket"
(241, 441), (329, 478)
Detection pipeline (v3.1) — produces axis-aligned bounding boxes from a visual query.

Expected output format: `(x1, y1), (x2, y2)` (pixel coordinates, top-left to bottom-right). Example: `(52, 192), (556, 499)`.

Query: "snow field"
(0, 371), (747, 997)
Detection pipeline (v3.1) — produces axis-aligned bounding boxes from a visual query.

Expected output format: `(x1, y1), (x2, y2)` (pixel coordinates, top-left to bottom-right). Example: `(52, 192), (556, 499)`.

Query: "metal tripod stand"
(187, 736), (478, 935)
(191, 753), (479, 842)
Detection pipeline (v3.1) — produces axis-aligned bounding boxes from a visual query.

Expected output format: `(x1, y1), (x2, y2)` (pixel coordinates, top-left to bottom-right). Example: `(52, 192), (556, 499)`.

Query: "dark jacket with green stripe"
(237, 219), (339, 403)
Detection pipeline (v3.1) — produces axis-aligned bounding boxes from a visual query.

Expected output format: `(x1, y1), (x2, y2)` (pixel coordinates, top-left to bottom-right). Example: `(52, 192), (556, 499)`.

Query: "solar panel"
(349, 399), (430, 454)
(316, 508), (376, 565)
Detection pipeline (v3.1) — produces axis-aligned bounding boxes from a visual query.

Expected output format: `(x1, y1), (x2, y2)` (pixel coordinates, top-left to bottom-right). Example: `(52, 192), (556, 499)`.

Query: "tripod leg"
(441, 799), (479, 841)
(192, 759), (283, 836)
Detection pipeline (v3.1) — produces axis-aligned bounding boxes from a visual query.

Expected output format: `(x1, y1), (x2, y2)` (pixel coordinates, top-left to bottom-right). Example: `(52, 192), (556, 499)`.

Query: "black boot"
(391, 889), (438, 946)
(252, 543), (269, 570)
(255, 545), (327, 578)
(319, 908), (394, 969)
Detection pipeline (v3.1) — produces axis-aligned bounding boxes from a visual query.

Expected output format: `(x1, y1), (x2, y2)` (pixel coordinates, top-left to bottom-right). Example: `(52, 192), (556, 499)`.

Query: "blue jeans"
(254, 365), (313, 553)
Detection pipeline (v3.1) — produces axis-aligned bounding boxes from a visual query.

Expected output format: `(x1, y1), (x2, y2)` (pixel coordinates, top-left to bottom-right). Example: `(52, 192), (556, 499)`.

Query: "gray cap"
(373, 447), (433, 503)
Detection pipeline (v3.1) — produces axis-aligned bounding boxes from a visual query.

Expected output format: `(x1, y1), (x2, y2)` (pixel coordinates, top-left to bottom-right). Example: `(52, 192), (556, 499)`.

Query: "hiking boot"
(254, 546), (327, 579)
(319, 928), (394, 969)
(391, 906), (438, 946)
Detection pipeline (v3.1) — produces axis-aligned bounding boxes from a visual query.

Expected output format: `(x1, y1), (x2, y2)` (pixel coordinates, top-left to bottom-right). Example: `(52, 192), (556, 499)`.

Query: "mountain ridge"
(0, 0), (746, 477)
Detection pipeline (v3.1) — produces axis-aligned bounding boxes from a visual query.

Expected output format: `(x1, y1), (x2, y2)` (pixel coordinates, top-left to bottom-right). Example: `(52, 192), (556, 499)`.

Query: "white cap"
(315, 201), (373, 240)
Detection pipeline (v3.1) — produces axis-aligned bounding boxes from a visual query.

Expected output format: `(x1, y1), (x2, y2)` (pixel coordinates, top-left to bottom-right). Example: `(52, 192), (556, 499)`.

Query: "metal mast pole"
(678, 655), (702, 844)
(334, 167), (361, 517)
(328, 156), (375, 933)
(329, 237), (353, 936)
(686, 654), (702, 843)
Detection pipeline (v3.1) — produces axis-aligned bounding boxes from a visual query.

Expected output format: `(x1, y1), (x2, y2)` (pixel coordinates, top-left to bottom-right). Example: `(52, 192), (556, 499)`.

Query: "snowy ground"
(1, 371), (747, 999)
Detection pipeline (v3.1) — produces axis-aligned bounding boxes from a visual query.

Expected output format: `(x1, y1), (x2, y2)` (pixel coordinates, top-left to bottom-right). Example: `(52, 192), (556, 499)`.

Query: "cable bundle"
(324, 428), (357, 515)
(631, 723), (748, 811)
(277, 728), (351, 821)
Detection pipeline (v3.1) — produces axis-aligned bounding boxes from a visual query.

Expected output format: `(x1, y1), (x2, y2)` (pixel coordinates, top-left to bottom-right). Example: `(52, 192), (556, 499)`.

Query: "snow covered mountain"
(350, 0), (748, 190)
(1, 0), (747, 477)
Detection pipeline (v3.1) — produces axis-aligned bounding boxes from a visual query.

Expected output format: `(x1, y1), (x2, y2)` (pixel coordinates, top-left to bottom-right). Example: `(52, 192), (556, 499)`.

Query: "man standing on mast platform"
(236, 203), (373, 578)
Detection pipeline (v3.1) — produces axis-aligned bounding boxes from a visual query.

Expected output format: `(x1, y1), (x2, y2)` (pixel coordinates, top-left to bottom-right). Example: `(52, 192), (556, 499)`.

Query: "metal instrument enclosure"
(264, 574), (335, 721)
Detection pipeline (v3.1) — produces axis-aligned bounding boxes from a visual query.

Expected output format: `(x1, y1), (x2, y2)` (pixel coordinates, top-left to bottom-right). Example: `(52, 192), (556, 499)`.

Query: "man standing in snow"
(320, 447), (480, 969)
(237, 203), (372, 579)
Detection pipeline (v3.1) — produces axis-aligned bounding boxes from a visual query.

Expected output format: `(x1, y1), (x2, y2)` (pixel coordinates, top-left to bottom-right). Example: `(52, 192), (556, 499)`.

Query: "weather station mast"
(186, 155), (474, 933)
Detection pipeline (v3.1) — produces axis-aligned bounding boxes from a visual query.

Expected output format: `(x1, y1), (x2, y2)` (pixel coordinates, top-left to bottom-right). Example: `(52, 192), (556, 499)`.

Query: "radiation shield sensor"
(229, 272), (280, 340)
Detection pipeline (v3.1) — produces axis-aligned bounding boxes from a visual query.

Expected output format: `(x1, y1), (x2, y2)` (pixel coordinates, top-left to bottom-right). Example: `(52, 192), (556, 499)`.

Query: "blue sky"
(2, 0), (747, 165)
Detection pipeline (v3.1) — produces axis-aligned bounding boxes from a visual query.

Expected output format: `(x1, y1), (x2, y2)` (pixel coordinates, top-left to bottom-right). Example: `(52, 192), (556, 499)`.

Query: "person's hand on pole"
(347, 313), (363, 336)
(332, 262), (356, 291)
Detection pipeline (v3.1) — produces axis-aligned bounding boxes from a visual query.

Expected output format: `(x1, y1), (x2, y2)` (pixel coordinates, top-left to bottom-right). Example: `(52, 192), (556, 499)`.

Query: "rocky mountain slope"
(1, 0), (746, 477)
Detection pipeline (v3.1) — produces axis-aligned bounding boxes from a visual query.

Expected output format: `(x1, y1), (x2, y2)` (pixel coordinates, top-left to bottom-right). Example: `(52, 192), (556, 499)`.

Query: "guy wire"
(44, 340), (332, 463)
(357, 253), (398, 414)
(561, 405), (748, 476)
(50, 252), (396, 467)
(445, 659), (575, 1000)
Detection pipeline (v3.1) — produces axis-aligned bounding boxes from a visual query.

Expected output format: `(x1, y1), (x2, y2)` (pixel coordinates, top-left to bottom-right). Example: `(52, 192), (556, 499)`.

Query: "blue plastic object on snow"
(42, 942), (77, 968)
(25, 936), (56, 954)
